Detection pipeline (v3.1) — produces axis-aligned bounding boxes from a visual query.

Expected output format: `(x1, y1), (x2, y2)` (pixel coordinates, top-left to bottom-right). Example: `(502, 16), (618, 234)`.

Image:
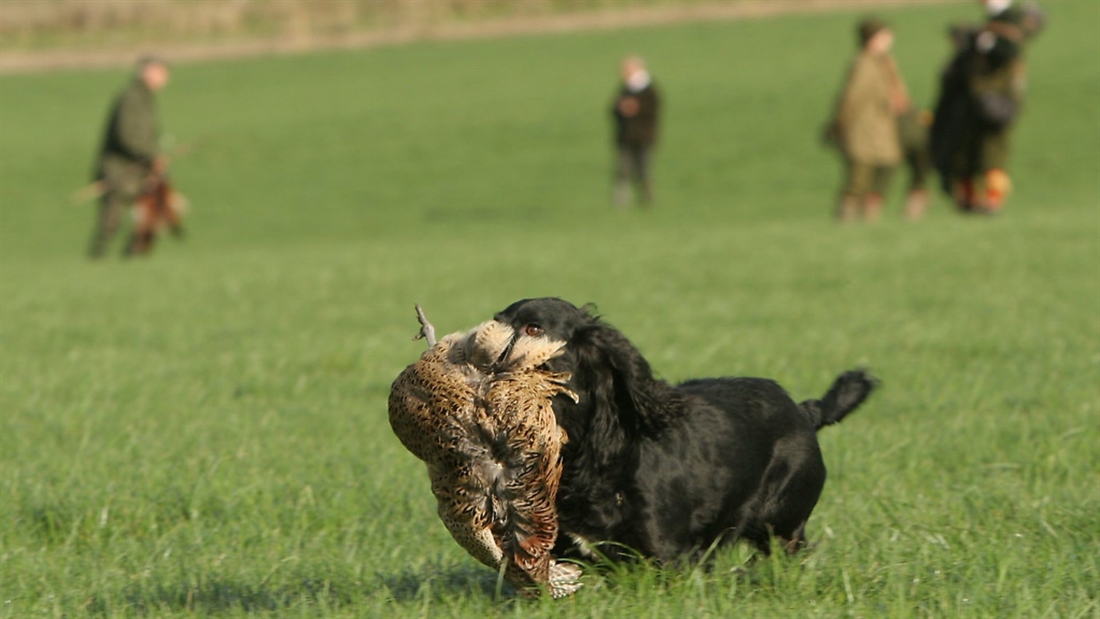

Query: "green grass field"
(1, 2), (1098, 617)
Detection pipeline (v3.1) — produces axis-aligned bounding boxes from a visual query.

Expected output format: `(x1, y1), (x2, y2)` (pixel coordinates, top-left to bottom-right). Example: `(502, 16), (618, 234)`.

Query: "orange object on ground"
(984, 168), (1012, 212)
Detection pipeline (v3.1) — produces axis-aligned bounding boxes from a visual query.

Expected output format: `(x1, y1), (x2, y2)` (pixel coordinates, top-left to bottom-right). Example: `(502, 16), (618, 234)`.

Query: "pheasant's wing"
(499, 436), (563, 594)
(430, 461), (504, 570)
(486, 372), (574, 596)
(389, 338), (507, 572)
(389, 343), (461, 462)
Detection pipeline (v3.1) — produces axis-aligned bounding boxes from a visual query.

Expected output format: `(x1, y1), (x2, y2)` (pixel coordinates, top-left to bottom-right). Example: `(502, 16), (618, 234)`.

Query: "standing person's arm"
(883, 55), (911, 114)
(616, 94), (640, 119)
(116, 89), (158, 165)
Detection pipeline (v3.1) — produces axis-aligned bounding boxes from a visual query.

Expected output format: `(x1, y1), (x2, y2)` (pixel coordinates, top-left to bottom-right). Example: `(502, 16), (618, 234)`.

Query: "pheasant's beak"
(492, 328), (519, 371)
(495, 327), (568, 372)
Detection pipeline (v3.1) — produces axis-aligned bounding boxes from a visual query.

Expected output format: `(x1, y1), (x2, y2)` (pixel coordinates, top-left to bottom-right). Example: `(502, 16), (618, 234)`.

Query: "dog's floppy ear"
(577, 321), (676, 436)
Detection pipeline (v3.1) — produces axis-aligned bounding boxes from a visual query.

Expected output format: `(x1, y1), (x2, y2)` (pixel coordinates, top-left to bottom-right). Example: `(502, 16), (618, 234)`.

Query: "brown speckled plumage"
(388, 320), (582, 597)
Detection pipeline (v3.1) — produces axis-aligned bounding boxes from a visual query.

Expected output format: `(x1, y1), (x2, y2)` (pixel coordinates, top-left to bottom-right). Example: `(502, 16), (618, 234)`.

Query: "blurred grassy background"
(0, 0), (1097, 617)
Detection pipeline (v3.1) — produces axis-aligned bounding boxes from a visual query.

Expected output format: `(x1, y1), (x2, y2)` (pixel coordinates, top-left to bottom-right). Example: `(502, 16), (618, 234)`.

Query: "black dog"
(493, 297), (876, 564)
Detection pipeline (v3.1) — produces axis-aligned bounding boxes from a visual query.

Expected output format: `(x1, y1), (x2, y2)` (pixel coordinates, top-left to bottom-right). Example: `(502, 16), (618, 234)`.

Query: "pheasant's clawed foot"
(548, 560), (584, 598)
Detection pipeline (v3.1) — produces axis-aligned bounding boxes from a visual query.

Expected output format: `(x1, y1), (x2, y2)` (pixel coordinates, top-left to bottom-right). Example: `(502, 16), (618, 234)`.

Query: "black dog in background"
(493, 297), (876, 564)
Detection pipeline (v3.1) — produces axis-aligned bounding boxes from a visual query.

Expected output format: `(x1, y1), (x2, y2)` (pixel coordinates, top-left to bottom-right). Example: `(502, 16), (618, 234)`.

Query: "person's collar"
(986, 0), (1012, 17)
(625, 70), (651, 93)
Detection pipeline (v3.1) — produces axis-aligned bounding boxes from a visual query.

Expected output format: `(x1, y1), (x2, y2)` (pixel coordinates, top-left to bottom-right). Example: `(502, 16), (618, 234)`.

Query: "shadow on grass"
(375, 563), (517, 602)
(85, 565), (519, 615)
(78, 546), (784, 614)
(87, 579), (326, 615)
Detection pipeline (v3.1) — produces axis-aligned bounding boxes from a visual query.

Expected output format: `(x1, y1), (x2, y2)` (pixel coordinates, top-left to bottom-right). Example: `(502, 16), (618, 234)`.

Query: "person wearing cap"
(930, 0), (1045, 213)
(611, 56), (660, 208)
(825, 18), (912, 222)
(87, 56), (170, 258)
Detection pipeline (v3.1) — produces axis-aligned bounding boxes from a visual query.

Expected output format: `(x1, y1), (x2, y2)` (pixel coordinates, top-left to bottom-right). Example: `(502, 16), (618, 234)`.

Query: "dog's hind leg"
(726, 513), (773, 556)
(749, 436), (827, 556)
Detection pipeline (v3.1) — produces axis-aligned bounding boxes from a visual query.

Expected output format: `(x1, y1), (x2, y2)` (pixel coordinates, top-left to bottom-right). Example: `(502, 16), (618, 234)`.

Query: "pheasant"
(388, 306), (582, 598)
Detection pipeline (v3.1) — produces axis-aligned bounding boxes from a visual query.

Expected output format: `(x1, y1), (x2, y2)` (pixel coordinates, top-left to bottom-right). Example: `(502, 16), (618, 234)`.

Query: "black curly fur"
(494, 298), (877, 563)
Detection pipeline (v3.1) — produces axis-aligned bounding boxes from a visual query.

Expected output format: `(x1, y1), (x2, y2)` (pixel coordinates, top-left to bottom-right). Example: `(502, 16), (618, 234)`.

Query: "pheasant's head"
(462, 319), (568, 373)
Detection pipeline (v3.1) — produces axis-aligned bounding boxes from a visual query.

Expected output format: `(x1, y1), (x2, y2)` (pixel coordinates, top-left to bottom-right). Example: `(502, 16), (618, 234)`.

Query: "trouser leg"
(838, 159), (870, 222)
(840, 161), (893, 222)
(613, 148), (632, 207)
(87, 193), (125, 259)
(904, 141), (931, 220)
(632, 148), (653, 206)
(907, 147), (931, 194)
(863, 165), (894, 222)
(951, 177), (976, 212)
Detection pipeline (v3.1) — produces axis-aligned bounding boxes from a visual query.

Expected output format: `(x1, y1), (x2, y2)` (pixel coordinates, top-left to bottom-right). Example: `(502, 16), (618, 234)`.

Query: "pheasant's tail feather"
(492, 445), (563, 595)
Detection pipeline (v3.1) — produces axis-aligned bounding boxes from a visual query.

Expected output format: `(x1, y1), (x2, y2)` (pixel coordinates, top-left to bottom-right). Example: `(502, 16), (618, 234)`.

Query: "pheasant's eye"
(524, 324), (544, 337)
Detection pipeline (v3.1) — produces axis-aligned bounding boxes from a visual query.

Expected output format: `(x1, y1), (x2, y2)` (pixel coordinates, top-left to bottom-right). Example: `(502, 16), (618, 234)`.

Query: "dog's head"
(493, 298), (676, 445)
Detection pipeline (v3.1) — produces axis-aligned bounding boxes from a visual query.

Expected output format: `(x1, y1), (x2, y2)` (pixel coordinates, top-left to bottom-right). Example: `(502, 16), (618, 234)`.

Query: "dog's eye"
(524, 324), (544, 337)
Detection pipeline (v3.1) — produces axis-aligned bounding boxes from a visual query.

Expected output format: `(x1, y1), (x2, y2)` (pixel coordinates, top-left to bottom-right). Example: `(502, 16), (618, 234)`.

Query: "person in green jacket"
(87, 56), (170, 259)
(826, 18), (913, 222)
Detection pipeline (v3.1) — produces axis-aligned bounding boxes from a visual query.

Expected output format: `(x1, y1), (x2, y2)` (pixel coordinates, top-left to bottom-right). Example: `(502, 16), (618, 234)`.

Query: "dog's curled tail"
(799, 369), (877, 431)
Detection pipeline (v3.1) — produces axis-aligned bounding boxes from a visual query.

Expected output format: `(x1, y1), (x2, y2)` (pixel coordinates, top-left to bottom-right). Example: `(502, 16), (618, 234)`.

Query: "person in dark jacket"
(930, 0), (1044, 213)
(87, 56), (170, 258)
(611, 56), (660, 208)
